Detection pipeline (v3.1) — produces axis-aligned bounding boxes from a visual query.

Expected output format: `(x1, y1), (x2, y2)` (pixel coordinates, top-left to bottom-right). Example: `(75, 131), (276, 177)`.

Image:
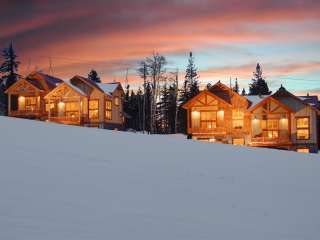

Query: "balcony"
(10, 110), (42, 118)
(188, 127), (227, 135)
(250, 135), (291, 146)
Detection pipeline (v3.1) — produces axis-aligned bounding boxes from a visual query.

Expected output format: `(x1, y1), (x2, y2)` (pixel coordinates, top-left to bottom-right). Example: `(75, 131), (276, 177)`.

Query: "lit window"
(89, 100), (99, 120)
(296, 117), (309, 140)
(297, 148), (310, 153)
(105, 100), (112, 120)
(114, 97), (120, 106)
(200, 111), (217, 129)
(232, 109), (244, 129)
(65, 102), (80, 118)
(233, 138), (245, 145)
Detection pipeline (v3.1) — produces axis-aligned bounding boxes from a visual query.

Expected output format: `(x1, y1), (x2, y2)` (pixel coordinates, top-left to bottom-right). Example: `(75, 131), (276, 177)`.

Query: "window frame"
(296, 116), (310, 140)
(88, 99), (99, 120)
(105, 100), (112, 120)
(232, 108), (244, 129)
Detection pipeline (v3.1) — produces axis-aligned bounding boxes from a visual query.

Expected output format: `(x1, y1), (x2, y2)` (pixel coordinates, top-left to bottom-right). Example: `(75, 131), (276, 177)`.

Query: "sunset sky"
(1, 0), (320, 95)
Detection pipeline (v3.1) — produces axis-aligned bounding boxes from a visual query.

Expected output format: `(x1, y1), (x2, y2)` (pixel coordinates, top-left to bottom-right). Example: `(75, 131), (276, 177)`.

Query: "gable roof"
(182, 89), (232, 109)
(97, 82), (123, 96)
(273, 85), (320, 113)
(208, 81), (233, 104)
(44, 81), (87, 99)
(5, 77), (45, 93)
(248, 95), (294, 113)
(298, 95), (319, 109)
(27, 71), (63, 91)
(245, 95), (269, 111)
(71, 75), (104, 93)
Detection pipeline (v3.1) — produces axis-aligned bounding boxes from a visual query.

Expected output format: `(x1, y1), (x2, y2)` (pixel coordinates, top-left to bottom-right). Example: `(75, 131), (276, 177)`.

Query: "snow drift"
(0, 116), (319, 240)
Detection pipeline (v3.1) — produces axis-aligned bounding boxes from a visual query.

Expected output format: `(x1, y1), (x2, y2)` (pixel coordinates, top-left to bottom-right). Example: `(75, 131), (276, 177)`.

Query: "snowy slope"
(0, 116), (319, 240)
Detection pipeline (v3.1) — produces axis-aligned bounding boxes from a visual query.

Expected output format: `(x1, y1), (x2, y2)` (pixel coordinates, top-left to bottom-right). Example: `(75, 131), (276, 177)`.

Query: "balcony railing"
(10, 110), (42, 117)
(250, 136), (291, 144)
(188, 127), (227, 134)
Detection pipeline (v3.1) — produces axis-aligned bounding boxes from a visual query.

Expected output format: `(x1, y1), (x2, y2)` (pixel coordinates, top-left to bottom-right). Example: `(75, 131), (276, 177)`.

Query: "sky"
(1, 0), (320, 96)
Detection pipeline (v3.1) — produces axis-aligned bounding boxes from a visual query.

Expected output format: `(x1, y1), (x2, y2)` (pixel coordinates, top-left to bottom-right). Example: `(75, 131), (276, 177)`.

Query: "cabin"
(182, 81), (252, 145)
(183, 82), (319, 153)
(44, 75), (124, 129)
(5, 71), (63, 119)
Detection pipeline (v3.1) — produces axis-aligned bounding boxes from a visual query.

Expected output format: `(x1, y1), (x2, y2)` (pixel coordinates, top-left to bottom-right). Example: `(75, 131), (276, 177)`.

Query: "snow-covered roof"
(97, 83), (119, 96)
(245, 95), (270, 110)
(64, 81), (87, 96)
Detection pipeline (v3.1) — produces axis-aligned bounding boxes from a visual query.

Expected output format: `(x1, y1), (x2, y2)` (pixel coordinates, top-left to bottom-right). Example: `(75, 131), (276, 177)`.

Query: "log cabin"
(182, 82), (320, 153)
(5, 71), (63, 119)
(44, 75), (124, 129)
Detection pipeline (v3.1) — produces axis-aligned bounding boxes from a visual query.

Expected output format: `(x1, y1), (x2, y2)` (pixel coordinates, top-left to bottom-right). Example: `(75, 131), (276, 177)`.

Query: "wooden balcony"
(188, 127), (227, 136)
(9, 110), (42, 118)
(250, 136), (292, 147)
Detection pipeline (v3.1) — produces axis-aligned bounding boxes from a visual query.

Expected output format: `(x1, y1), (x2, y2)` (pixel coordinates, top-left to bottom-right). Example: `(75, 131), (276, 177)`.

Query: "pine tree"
(233, 78), (240, 93)
(178, 52), (200, 134)
(241, 88), (246, 96)
(249, 63), (271, 95)
(0, 42), (20, 89)
(88, 69), (101, 83)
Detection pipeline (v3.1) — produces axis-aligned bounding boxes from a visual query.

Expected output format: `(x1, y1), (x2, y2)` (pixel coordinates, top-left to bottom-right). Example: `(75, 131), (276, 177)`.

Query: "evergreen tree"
(88, 69), (101, 83)
(241, 88), (246, 96)
(178, 52), (200, 134)
(249, 63), (271, 95)
(233, 78), (240, 93)
(0, 42), (20, 89)
(0, 80), (6, 115)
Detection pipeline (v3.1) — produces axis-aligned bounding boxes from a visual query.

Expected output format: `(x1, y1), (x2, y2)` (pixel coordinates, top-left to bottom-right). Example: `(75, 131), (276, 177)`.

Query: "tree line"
(0, 43), (272, 134)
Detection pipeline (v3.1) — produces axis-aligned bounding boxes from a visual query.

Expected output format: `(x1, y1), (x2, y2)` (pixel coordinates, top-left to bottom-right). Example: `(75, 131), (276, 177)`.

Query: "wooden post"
(8, 93), (11, 116)
(48, 97), (51, 120)
(79, 97), (82, 125)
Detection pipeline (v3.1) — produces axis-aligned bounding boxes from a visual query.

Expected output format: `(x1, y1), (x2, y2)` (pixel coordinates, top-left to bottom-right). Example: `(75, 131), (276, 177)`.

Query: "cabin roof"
(208, 81), (232, 104)
(298, 95), (319, 109)
(245, 95), (270, 111)
(27, 71), (63, 91)
(64, 81), (87, 96)
(97, 82), (122, 96)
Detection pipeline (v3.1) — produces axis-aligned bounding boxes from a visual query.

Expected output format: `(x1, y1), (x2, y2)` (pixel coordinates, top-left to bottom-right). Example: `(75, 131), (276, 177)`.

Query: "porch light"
(192, 110), (200, 116)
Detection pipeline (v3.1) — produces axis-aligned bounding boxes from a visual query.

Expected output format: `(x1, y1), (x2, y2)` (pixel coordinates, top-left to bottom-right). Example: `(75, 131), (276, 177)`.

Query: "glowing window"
(114, 97), (120, 106)
(232, 109), (244, 129)
(105, 100), (112, 120)
(296, 117), (309, 140)
(89, 100), (99, 120)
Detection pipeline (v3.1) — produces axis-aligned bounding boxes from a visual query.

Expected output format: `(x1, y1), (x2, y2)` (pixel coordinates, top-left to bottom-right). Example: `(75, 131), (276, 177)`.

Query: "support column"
(48, 97), (51, 120)
(8, 93), (11, 116)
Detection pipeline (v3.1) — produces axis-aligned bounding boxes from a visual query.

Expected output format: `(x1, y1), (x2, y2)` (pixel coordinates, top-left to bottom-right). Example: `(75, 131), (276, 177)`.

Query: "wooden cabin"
(5, 72), (63, 119)
(183, 82), (319, 153)
(182, 81), (251, 145)
(44, 75), (124, 129)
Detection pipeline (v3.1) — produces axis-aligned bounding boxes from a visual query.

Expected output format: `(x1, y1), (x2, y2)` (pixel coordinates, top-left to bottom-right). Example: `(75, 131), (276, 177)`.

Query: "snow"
(97, 82), (119, 96)
(246, 95), (269, 110)
(64, 80), (87, 96)
(0, 116), (319, 240)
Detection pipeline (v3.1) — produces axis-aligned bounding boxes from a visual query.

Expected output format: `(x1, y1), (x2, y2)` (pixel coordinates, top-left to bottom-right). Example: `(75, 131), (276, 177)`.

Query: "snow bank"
(0, 117), (319, 240)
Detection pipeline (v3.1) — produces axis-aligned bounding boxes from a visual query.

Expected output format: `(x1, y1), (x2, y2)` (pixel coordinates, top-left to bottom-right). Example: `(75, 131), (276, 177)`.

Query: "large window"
(19, 96), (37, 111)
(232, 109), (244, 129)
(261, 119), (279, 139)
(105, 100), (112, 120)
(296, 117), (309, 140)
(114, 97), (120, 106)
(65, 102), (79, 118)
(200, 111), (217, 129)
(89, 100), (99, 120)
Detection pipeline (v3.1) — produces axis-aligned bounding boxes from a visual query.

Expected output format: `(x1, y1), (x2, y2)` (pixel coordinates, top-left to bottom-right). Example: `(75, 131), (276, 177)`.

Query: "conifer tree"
(0, 42), (20, 89)
(241, 88), (246, 96)
(249, 63), (271, 95)
(88, 69), (101, 83)
(233, 78), (240, 93)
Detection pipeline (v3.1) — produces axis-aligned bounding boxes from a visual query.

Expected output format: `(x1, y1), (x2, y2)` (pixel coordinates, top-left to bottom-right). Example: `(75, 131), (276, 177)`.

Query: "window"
(296, 117), (309, 140)
(65, 102), (79, 118)
(114, 97), (120, 106)
(233, 138), (245, 145)
(25, 97), (37, 111)
(297, 148), (309, 153)
(261, 119), (279, 139)
(232, 109), (244, 129)
(89, 100), (99, 120)
(105, 100), (112, 120)
(200, 111), (216, 129)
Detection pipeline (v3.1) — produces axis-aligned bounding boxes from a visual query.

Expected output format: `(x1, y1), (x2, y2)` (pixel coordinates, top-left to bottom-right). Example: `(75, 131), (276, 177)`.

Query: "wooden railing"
(10, 110), (42, 117)
(251, 136), (290, 144)
(188, 127), (227, 134)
